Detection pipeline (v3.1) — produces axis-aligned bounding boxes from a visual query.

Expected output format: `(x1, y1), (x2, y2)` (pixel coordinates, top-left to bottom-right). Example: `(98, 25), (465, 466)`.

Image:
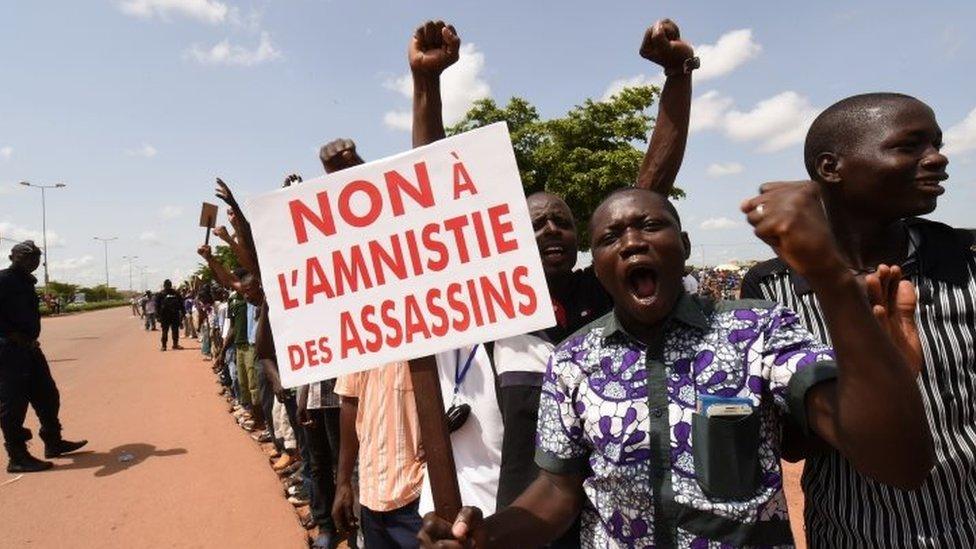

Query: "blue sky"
(1, 0), (974, 288)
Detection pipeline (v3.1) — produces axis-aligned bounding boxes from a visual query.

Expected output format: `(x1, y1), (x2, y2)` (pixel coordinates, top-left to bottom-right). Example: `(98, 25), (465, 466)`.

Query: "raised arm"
(742, 182), (934, 489)
(197, 244), (243, 293)
(635, 18), (695, 195)
(215, 178), (260, 275)
(409, 20), (460, 148)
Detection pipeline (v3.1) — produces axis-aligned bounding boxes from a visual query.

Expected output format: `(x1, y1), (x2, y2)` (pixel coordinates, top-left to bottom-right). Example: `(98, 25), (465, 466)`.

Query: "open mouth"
(541, 243), (567, 261)
(626, 264), (658, 302)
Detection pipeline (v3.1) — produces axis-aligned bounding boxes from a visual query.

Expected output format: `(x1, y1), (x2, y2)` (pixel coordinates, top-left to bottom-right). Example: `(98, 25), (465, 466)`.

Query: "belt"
(0, 334), (40, 348)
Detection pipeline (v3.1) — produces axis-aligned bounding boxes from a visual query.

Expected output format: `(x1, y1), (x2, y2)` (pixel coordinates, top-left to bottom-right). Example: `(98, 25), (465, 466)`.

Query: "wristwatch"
(665, 56), (701, 77)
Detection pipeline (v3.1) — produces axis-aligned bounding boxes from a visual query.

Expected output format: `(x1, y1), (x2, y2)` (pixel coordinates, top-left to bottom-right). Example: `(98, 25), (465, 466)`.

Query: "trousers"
(160, 318), (180, 348)
(0, 344), (62, 447)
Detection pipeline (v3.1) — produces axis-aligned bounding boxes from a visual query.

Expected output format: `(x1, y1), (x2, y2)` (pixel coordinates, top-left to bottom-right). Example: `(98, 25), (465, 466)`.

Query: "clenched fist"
(410, 20), (460, 77)
(320, 138), (363, 174)
(741, 182), (846, 284)
(639, 18), (695, 73)
(197, 244), (213, 260)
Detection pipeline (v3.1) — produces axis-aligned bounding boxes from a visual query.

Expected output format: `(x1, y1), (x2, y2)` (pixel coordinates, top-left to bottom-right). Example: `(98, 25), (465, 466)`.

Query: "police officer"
(0, 241), (87, 472)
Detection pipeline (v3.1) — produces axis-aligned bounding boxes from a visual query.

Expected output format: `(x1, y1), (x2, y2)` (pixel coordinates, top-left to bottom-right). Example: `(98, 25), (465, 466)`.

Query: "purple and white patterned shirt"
(535, 293), (837, 548)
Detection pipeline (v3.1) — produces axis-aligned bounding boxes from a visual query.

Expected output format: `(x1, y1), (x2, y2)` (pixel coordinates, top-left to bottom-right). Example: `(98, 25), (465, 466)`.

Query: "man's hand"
(282, 173), (303, 188)
(418, 507), (485, 548)
(197, 245), (213, 260)
(409, 20), (460, 77)
(332, 482), (358, 535)
(320, 138), (364, 174)
(639, 18), (695, 73)
(865, 265), (924, 376)
(741, 182), (846, 284)
(213, 225), (231, 242)
(215, 178), (239, 209)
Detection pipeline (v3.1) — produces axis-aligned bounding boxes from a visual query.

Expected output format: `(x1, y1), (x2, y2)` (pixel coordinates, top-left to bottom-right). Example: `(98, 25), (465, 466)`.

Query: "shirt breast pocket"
(692, 411), (761, 500)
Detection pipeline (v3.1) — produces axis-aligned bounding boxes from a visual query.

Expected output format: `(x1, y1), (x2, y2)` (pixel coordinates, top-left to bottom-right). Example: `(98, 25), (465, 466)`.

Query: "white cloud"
(0, 221), (65, 247)
(601, 28), (761, 102)
(944, 106), (976, 157)
(0, 146), (12, 161)
(50, 255), (95, 271)
(695, 29), (762, 81)
(706, 162), (744, 177)
(117, 0), (229, 24)
(723, 91), (819, 152)
(157, 206), (183, 219)
(125, 143), (157, 157)
(700, 217), (742, 230)
(139, 231), (163, 245)
(186, 31), (281, 66)
(601, 74), (664, 102)
(383, 43), (490, 131)
(690, 90), (734, 133)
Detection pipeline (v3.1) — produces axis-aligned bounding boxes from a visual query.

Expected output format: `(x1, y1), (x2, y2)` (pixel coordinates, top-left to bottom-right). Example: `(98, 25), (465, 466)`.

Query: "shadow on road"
(52, 443), (187, 477)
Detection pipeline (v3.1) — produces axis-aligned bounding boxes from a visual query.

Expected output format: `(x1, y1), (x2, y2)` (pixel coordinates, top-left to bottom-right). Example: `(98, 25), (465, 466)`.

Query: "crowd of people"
(6, 12), (969, 549)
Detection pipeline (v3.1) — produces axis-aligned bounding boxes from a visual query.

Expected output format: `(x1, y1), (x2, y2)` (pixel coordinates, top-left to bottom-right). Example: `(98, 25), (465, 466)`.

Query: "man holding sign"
(406, 17), (697, 531)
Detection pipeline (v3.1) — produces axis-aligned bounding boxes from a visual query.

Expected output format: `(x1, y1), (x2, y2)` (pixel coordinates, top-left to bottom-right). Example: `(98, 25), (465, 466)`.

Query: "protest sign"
(199, 202), (218, 245)
(246, 123), (555, 388)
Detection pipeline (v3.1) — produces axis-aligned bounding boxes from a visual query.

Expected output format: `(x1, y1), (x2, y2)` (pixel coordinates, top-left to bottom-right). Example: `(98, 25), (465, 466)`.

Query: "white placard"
(246, 123), (554, 388)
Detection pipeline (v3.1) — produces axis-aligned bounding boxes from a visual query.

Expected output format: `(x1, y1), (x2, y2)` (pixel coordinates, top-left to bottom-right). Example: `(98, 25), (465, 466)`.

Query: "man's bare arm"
(742, 183), (934, 490)
(418, 470), (584, 548)
(410, 20), (460, 148)
(635, 19), (695, 195)
(197, 245), (242, 293)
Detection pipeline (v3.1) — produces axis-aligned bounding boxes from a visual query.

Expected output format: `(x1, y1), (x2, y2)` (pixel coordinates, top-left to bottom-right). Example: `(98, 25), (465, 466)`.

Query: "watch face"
(446, 403), (472, 433)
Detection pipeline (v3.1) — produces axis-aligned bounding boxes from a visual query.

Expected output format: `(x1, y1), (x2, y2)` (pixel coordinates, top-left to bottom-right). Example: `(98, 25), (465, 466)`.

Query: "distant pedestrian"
(155, 280), (183, 351)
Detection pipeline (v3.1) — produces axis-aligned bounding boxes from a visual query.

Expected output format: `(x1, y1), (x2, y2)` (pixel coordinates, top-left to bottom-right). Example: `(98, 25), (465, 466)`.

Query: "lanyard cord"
(453, 344), (480, 395)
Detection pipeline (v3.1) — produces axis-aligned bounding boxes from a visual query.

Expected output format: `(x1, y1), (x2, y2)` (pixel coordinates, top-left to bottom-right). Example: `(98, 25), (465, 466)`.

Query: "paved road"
(0, 307), (307, 549)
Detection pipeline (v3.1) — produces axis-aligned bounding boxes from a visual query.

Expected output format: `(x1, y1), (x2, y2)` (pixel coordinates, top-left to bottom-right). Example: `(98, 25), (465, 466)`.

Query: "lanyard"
(453, 344), (480, 395)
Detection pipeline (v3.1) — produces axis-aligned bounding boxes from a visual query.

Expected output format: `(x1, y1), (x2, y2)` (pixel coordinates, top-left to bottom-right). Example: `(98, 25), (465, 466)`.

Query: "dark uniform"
(0, 266), (62, 449)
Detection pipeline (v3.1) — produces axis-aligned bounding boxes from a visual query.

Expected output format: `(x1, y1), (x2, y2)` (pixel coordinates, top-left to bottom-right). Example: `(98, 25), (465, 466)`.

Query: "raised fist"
(281, 173), (303, 188)
(409, 20), (460, 77)
(639, 18), (695, 73)
(320, 138), (364, 174)
(197, 244), (213, 259)
(741, 182), (845, 283)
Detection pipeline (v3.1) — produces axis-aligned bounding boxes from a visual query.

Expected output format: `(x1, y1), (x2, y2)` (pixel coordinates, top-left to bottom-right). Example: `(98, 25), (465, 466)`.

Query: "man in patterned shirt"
(419, 187), (933, 547)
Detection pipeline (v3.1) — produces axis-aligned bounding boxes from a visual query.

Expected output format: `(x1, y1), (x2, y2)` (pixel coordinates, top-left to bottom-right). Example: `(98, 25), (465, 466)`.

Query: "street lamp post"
(122, 255), (139, 292)
(93, 236), (118, 290)
(19, 181), (67, 286)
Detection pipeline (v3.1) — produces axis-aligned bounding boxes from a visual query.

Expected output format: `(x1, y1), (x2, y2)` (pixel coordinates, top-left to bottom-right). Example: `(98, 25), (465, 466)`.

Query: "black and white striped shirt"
(741, 218), (976, 548)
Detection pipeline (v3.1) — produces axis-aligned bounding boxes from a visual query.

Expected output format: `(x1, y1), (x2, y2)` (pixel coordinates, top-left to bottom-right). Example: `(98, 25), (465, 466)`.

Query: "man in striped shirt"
(334, 363), (426, 549)
(741, 93), (976, 547)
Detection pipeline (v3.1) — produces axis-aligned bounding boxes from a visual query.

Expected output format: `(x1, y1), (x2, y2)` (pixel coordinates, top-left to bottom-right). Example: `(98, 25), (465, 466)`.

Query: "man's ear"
(816, 152), (842, 184)
(681, 231), (691, 260)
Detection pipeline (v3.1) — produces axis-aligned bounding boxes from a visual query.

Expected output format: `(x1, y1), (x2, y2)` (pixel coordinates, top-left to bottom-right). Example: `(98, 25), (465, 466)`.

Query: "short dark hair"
(803, 92), (922, 180)
(588, 187), (682, 236)
(232, 268), (248, 279)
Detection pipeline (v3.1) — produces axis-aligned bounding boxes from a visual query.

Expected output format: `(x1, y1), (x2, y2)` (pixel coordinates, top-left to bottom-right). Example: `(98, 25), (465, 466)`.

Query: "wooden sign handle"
(409, 355), (462, 521)
(205, 227), (212, 246)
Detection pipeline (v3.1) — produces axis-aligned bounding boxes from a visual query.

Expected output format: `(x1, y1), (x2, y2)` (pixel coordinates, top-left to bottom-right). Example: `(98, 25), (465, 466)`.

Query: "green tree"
(79, 284), (122, 302)
(448, 85), (681, 247)
(44, 280), (78, 300)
